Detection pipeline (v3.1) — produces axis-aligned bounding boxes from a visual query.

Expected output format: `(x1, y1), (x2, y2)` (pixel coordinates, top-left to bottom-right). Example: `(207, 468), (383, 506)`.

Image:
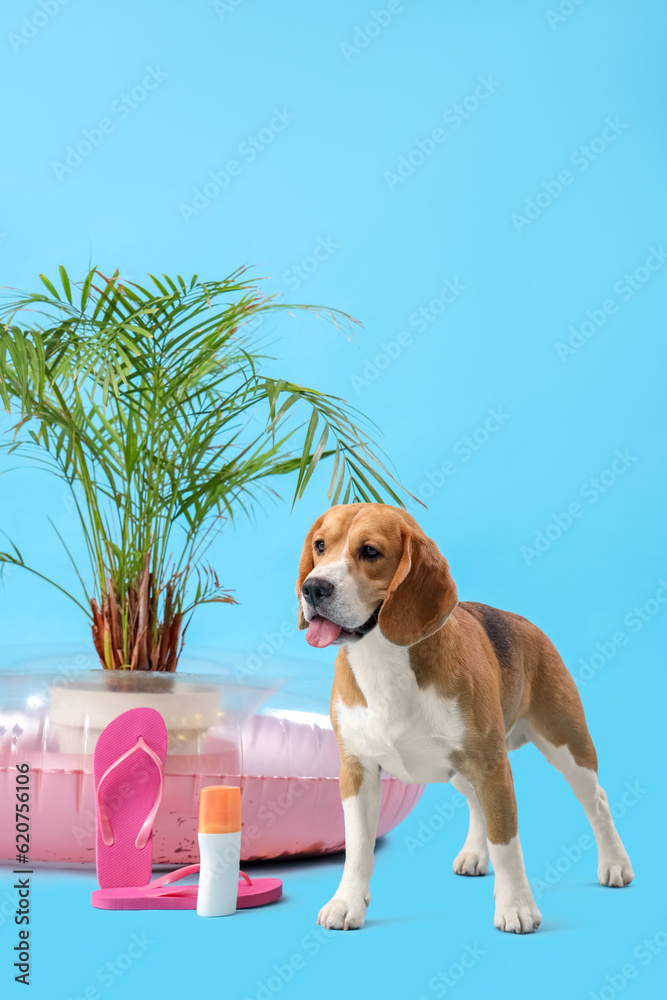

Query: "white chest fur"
(335, 629), (465, 784)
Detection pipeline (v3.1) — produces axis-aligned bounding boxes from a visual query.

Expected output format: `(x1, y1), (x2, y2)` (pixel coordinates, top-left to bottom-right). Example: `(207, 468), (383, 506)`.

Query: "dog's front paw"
(452, 846), (489, 876)
(494, 895), (542, 934)
(598, 855), (634, 888)
(317, 894), (368, 930)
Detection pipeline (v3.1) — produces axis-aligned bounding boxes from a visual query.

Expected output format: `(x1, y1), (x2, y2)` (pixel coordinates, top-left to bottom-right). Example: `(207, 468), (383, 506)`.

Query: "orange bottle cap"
(198, 785), (241, 834)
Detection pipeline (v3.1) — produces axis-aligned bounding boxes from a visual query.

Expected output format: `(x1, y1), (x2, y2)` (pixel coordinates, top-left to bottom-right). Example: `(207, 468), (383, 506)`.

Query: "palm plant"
(0, 266), (407, 671)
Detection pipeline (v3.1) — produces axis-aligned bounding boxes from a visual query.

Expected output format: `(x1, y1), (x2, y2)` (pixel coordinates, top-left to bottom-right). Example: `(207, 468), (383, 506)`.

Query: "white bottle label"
(197, 831), (241, 917)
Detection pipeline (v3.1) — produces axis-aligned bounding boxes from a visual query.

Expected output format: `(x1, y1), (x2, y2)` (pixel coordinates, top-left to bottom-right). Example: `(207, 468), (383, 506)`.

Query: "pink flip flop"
(93, 707), (168, 889)
(90, 864), (283, 910)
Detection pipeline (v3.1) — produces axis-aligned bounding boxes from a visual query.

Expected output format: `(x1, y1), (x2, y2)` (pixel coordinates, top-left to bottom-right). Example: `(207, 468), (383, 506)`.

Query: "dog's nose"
(301, 577), (334, 606)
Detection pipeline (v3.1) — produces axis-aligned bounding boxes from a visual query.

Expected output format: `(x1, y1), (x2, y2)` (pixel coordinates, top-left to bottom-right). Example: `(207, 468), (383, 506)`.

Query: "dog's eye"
(314, 540), (325, 555)
(360, 545), (381, 560)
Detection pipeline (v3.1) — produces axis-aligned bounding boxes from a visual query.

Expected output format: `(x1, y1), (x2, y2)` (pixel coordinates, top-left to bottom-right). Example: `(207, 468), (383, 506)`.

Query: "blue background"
(1, 1), (666, 997)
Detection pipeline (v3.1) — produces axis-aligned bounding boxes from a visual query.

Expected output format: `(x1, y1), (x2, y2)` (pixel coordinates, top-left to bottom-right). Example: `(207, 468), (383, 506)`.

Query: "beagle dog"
(296, 503), (633, 933)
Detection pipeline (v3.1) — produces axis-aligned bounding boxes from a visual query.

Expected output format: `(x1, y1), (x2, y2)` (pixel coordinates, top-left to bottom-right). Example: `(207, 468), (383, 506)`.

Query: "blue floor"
(2, 661), (662, 1000)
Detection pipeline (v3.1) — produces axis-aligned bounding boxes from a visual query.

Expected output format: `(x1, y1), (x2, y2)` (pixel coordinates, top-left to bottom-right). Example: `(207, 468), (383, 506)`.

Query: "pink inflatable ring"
(0, 655), (424, 865)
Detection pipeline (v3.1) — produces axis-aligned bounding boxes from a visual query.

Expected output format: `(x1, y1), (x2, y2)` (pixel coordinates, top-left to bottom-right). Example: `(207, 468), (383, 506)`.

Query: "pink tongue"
(306, 615), (342, 648)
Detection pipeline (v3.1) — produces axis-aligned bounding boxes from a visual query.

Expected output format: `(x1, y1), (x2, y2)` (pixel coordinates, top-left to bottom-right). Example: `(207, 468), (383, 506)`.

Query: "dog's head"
(296, 503), (458, 648)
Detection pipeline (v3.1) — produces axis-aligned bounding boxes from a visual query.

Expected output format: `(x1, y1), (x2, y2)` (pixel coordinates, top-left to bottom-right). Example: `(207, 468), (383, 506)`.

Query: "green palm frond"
(0, 266), (412, 669)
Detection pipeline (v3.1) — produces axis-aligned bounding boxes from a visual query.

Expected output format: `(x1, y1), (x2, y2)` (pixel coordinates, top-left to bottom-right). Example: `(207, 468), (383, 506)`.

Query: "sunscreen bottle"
(197, 785), (241, 917)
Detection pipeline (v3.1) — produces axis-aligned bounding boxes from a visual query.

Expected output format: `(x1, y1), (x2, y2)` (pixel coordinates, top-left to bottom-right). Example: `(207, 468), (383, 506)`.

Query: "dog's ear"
(295, 516), (324, 630)
(378, 529), (457, 646)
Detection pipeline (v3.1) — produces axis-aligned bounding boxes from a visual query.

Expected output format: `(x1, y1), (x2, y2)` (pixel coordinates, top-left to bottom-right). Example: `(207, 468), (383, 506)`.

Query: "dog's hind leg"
(450, 772), (489, 876)
(473, 754), (542, 933)
(527, 638), (634, 888)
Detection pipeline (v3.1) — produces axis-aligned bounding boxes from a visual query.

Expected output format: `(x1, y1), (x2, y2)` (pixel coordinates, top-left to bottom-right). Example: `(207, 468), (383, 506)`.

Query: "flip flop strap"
(147, 864), (201, 889)
(95, 736), (164, 849)
(145, 865), (252, 898)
